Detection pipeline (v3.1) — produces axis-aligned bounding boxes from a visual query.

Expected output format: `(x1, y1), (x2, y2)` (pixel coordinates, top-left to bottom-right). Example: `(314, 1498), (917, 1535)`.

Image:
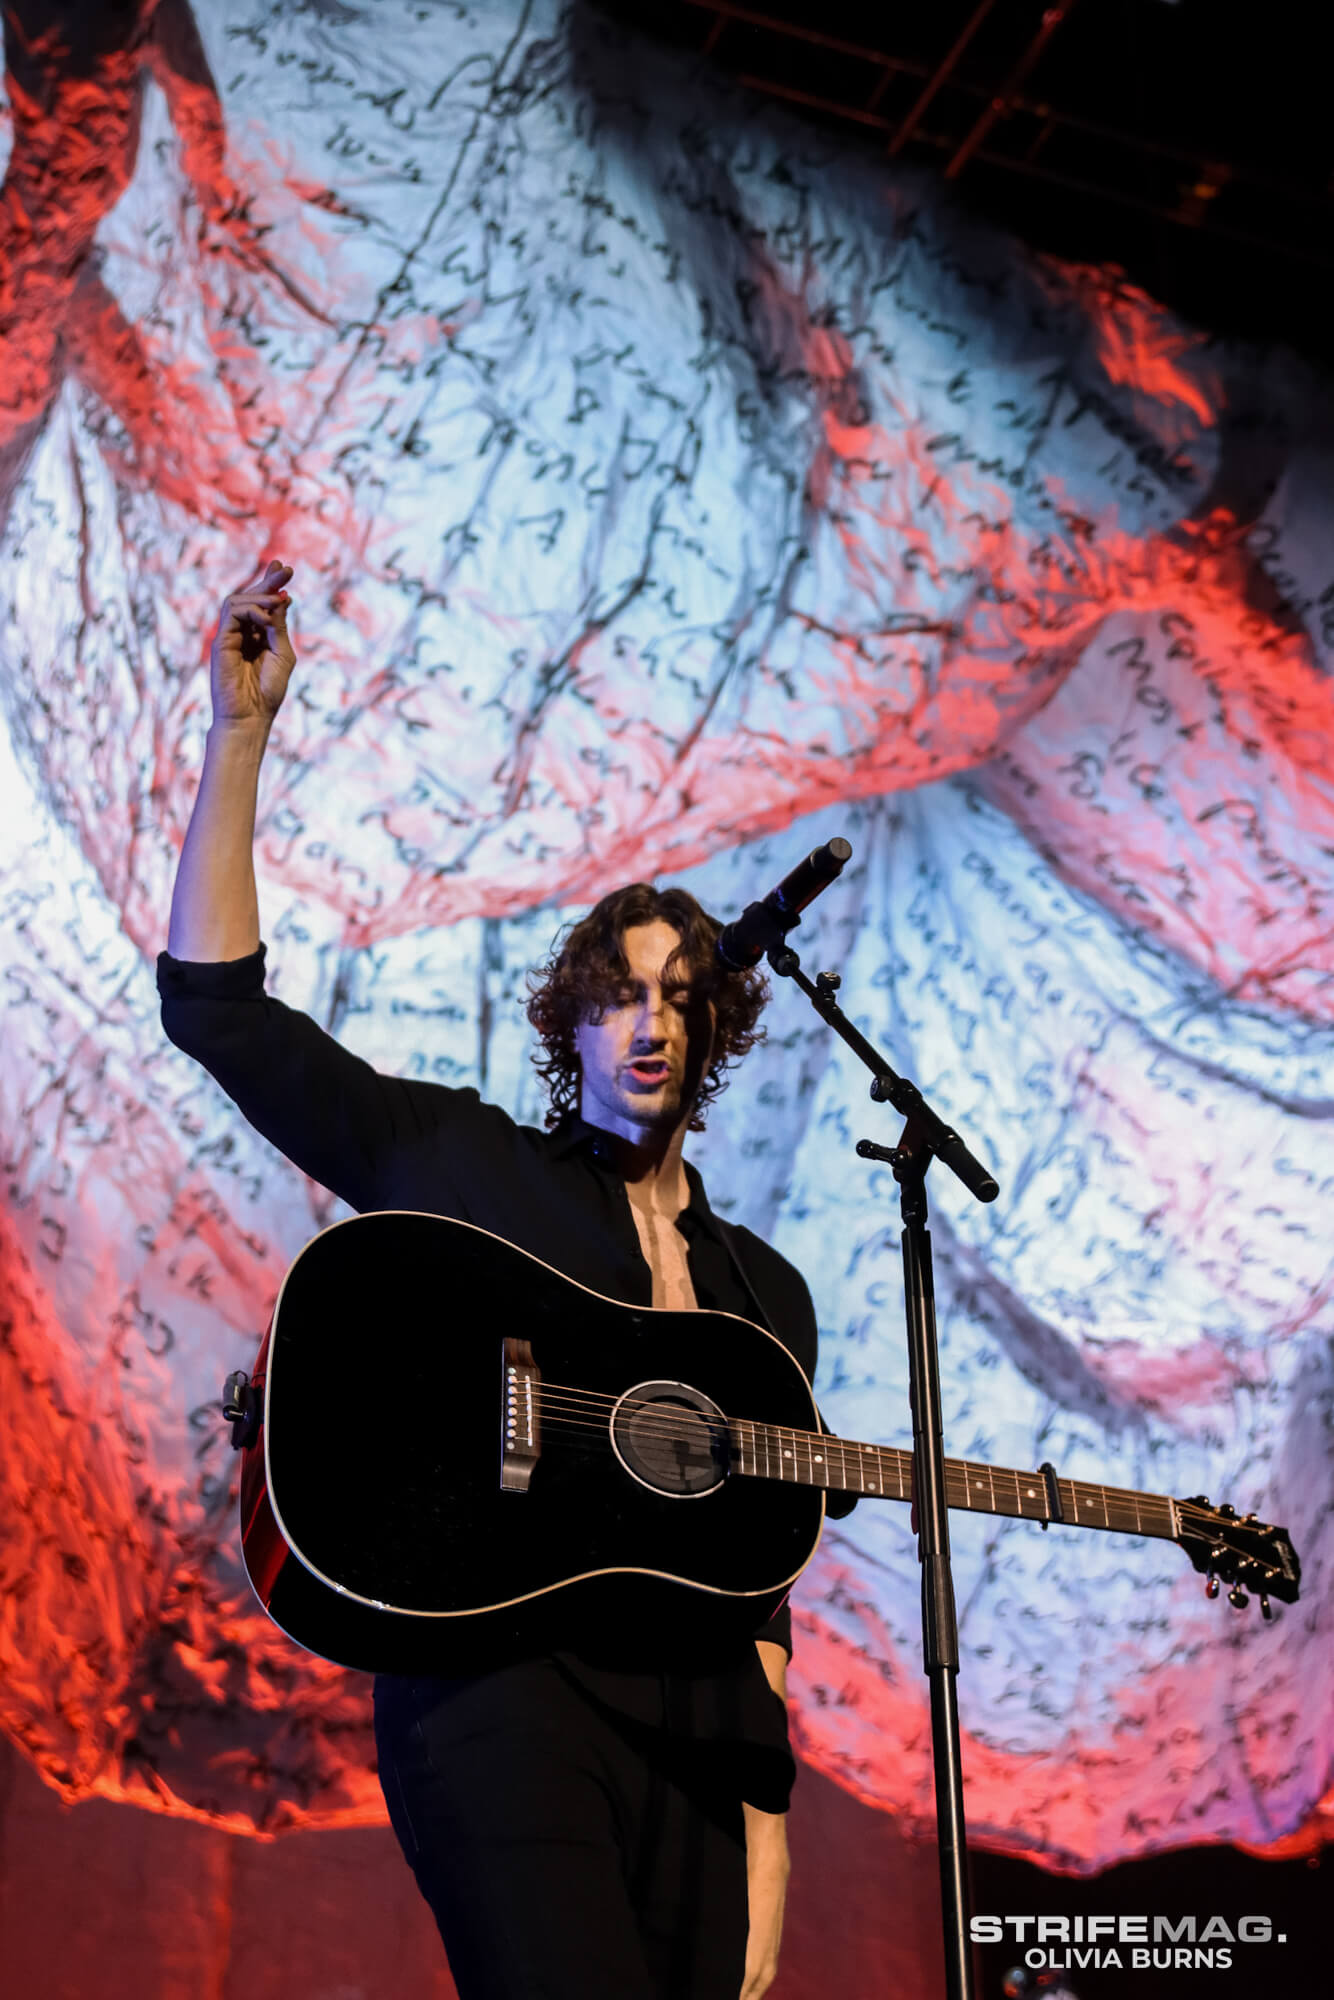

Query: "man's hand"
(168, 558), (295, 960)
(741, 1800), (790, 1999)
(741, 1637), (791, 1998)
(210, 559), (295, 728)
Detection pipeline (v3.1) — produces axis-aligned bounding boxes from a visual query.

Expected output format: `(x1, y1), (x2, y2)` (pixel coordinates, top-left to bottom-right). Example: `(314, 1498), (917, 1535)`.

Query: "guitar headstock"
(1176, 1496), (1301, 1615)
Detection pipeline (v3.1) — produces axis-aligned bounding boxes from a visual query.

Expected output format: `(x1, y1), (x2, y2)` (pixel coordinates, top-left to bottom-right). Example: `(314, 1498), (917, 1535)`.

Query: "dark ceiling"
(596, 0), (1333, 368)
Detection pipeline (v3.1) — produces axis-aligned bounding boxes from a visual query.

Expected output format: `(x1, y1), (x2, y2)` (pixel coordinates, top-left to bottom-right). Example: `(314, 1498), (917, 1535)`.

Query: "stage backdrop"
(0, 0), (1331, 1872)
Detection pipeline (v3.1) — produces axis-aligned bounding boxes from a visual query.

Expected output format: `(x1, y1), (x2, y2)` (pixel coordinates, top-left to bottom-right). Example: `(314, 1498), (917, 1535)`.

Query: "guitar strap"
(713, 1214), (779, 1339)
(715, 1216), (843, 1459)
(715, 1215), (816, 1394)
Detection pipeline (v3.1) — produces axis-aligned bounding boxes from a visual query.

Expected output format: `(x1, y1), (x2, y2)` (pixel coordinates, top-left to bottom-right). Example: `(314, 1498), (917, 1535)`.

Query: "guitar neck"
(730, 1419), (1180, 1542)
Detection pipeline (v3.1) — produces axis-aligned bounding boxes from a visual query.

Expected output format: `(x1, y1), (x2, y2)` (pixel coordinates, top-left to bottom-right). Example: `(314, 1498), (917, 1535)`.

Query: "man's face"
(574, 920), (715, 1144)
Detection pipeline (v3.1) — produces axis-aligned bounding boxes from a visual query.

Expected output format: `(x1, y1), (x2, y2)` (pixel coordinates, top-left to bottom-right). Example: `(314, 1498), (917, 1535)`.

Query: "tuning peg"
(1205, 1575), (1219, 1600)
(1260, 1595), (1273, 1621)
(816, 970), (842, 993)
(1228, 1585), (1249, 1610)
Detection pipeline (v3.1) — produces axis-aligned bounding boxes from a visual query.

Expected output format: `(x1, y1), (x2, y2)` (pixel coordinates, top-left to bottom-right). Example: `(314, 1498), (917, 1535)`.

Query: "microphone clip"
(715, 837), (852, 971)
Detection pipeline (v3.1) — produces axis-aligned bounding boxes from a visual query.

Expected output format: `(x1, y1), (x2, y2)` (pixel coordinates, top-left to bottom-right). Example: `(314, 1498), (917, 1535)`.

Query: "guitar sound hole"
(610, 1380), (729, 1498)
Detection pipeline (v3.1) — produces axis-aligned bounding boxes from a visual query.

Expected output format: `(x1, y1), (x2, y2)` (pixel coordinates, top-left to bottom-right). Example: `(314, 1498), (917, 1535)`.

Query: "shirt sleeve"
(727, 1223), (859, 1527)
(157, 945), (474, 1212)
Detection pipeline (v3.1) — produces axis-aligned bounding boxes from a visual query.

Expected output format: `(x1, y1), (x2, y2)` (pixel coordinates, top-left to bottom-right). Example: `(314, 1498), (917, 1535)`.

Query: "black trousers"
(374, 1660), (750, 2000)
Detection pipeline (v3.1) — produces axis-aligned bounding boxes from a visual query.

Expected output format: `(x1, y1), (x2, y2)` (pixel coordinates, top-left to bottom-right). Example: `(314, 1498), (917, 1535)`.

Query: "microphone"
(716, 838), (853, 970)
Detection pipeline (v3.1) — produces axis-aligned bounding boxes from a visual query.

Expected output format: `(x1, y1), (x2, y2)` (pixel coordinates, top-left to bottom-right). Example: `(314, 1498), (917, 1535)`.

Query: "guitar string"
(530, 1396), (1186, 1522)
(522, 1420), (1238, 1559)
(524, 1384), (1192, 1524)
(532, 1394), (912, 1482)
(511, 1412), (1284, 1590)
(529, 1393), (899, 1477)
(520, 1407), (1190, 1529)
(514, 1414), (1278, 1573)
(532, 1416), (896, 1480)
(515, 1370), (1262, 1537)
(510, 1390), (1269, 1561)
(532, 1410), (916, 1499)
(533, 1377), (1185, 1510)
(504, 1354), (1274, 1559)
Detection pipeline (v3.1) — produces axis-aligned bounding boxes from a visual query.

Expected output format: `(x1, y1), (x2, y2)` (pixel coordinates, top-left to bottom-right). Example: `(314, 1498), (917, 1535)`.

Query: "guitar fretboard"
(728, 1419), (1179, 1542)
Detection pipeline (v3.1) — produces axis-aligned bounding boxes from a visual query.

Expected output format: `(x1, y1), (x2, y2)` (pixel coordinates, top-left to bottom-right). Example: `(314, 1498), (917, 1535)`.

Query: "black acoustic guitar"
(231, 1212), (1302, 1674)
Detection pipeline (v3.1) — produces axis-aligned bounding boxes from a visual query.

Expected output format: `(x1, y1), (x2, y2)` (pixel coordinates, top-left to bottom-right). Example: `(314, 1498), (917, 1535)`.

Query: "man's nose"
(630, 990), (668, 1044)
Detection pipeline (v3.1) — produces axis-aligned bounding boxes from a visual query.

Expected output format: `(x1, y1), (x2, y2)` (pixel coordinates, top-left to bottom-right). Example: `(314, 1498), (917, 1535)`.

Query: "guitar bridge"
(501, 1337), (542, 1493)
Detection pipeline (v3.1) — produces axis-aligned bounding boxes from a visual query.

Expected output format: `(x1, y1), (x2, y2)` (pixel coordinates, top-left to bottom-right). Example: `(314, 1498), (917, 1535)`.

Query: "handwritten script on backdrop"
(0, 0), (1330, 1864)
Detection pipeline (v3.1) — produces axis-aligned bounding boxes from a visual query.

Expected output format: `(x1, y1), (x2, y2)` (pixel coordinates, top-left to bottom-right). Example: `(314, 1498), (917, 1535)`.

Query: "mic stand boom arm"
(765, 933), (998, 2000)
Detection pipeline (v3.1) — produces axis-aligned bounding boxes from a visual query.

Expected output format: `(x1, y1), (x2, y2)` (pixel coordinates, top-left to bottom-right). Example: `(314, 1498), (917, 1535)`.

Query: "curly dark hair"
(526, 882), (769, 1131)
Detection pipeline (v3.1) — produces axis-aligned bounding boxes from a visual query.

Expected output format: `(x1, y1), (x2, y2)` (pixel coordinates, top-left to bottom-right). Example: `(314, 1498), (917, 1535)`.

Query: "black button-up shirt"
(158, 944), (844, 1807)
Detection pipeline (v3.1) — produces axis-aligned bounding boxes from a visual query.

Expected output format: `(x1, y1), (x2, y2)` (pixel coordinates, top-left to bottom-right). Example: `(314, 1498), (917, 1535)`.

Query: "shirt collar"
(545, 1113), (604, 1160)
(545, 1117), (726, 1245)
(678, 1159), (726, 1244)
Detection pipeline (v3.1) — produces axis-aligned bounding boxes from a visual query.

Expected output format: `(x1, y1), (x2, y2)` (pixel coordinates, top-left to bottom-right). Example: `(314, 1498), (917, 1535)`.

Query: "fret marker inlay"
(711, 1414), (1211, 1579)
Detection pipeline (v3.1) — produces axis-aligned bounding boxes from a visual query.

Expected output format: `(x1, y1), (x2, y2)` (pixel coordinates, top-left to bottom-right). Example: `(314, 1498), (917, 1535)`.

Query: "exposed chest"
(627, 1199), (699, 1312)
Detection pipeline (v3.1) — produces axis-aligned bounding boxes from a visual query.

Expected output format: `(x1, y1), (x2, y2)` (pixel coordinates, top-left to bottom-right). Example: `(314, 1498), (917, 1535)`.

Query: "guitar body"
(240, 1211), (825, 1673)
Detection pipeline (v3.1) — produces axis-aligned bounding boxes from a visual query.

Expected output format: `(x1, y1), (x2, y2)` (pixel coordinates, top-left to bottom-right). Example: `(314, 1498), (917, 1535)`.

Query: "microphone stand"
(762, 932), (998, 2000)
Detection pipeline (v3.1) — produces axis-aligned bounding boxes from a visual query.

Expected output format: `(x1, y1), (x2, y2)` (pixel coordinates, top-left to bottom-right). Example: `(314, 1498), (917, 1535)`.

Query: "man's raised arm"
(167, 558), (294, 962)
(159, 557), (448, 1212)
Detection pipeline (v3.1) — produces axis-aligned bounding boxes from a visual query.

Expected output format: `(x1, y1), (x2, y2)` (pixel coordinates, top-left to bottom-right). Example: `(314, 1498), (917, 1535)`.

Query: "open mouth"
(624, 1059), (672, 1088)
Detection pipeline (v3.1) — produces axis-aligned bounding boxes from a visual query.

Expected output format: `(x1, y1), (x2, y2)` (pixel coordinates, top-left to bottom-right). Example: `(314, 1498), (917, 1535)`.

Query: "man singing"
(159, 558), (851, 2000)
